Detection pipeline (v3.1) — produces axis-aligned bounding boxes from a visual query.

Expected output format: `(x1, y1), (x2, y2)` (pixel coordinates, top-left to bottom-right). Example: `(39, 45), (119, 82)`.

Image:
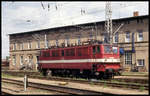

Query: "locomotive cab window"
(104, 45), (111, 53)
(112, 47), (118, 54)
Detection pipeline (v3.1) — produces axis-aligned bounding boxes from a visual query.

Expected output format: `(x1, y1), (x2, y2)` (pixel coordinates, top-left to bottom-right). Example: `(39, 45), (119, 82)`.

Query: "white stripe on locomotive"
(39, 59), (120, 63)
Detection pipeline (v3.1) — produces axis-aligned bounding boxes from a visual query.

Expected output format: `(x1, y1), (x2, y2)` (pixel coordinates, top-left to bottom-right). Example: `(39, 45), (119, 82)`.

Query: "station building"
(8, 14), (149, 72)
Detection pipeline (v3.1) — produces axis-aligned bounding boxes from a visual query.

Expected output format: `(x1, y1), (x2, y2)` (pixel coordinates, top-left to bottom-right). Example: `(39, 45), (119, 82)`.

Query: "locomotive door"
(92, 46), (97, 72)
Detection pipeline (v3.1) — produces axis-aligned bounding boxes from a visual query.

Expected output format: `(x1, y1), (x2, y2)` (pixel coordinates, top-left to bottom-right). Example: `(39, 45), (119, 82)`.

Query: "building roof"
(8, 15), (148, 36)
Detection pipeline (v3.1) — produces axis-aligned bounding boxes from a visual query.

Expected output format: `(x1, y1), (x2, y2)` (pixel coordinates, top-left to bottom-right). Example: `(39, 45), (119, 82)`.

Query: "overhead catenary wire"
(48, 3), (50, 11)
(38, 2), (142, 27)
(44, 3), (139, 27)
(41, 2), (45, 10)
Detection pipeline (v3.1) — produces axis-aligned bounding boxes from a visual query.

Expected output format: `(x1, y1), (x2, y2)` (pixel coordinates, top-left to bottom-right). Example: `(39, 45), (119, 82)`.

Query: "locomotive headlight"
(95, 72), (99, 76)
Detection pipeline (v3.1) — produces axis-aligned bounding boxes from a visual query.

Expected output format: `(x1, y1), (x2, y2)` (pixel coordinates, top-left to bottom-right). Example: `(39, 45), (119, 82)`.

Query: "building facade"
(9, 15), (149, 72)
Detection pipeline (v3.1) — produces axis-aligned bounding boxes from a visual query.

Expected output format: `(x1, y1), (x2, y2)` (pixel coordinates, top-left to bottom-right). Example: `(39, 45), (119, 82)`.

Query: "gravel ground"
(3, 77), (148, 95)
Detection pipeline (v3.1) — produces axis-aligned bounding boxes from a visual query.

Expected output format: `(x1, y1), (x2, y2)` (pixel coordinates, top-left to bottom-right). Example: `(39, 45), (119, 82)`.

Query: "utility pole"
(105, 1), (112, 44)
(45, 34), (48, 49)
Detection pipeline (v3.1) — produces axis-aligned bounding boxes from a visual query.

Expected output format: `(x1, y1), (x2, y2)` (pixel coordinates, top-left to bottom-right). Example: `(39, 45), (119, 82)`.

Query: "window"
(137, 19), (143, 24)
(70, 49), (75, 56)
(104, 45), (111, 53)
(52, 51), (55, 57)
(114, 32), (119, 43)
(45, 40), (49, 48)
(89, 32), (93, 39)
(137, 19), (139, 23)
(61, 50), (64, 56)
(12, 55), (16, 65)
(93, 46), (96, 54)
(137, 59), (145, 66)
(28, 42), (32, 49)
(93, 46), (100, 53)
(20, 56), (23, 65)
(43, 52), (50, 57)
(28, 55), (33, 66)
(77, 48), (82, 56)
(137, 30), (143, 41)
(112, 47), (118, 54)
(52, 50), (59, 57)
(56, 39), (59, 47)
(13, 43), (16, 50)
(20, 43), (23, 50)
(78, 36), (81, 45)
(103, 33), (109, 43)
(65, 37), (69, 46)
(97, 46), (100, 53)
(66, 49), (75, 56)
(125, 52), (132, 65)
(48, 41), (51, 48)
(125, 32), (130, 42)
(37, 41), (40, 49)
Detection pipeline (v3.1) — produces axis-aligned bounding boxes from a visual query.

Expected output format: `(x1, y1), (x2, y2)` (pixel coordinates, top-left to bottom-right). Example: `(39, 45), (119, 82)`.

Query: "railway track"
(2, 70), (148, 84)
(2, 78), (114, 95)
(2, 71), (148, 90)
(1, 91), (13, 95)
(2, 73), (149, 91)
(29, 75), (149, 90)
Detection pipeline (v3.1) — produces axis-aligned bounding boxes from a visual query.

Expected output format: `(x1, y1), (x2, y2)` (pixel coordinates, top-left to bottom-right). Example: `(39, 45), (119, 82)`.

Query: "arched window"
(37, 41), (40, 49)
(78, 36), (81, 45)
(125, 31), (130, 42)
(20, 55), (23, 65)
(137, 30), (143, 41)
(56, 39), (59, 47)
(28, 42), (32, 49)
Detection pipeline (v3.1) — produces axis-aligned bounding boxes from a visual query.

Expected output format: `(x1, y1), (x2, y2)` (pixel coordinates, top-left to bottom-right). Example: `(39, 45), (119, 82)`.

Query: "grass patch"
(1, 73), (18, 78)
(111, 80), (120, 83)
(122, 72), (148, 76)
(90, 81), (94, 85)
(103, 82), (107, 88)
(77, 78), (87, 81)
(139, 86), (145, 92)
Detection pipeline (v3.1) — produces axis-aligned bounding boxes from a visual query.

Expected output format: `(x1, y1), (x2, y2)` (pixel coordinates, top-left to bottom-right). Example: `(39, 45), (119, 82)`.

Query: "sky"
(1, 1), (149, 59)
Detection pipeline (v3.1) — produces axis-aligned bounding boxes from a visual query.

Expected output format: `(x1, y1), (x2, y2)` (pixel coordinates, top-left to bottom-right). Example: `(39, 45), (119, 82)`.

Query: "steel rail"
(2, 78), (114, 95)
(1, 91), (13, 95)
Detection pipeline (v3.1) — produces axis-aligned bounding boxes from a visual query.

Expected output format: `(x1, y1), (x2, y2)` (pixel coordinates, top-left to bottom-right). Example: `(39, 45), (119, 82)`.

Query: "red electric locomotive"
(38, 43), (121, 79)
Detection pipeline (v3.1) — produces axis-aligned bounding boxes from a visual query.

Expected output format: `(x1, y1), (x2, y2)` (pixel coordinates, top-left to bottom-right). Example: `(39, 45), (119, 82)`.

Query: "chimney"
(133, 11), (139, 17)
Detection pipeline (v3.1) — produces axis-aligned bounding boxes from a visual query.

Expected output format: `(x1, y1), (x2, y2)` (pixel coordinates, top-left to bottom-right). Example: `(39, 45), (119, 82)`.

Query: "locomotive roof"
(41, 44), (118, 51)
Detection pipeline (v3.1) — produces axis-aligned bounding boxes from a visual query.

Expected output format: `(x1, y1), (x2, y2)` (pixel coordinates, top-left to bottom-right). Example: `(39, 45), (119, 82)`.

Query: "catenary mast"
(105, 1), (113, 44)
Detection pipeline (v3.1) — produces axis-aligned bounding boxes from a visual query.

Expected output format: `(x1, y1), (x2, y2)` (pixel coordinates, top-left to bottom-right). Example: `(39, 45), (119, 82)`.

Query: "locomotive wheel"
(97, 72), (104, 79)
(42, 69), (47, 76)
(46, 69), (52, 76)
(103, 73), (113, 79)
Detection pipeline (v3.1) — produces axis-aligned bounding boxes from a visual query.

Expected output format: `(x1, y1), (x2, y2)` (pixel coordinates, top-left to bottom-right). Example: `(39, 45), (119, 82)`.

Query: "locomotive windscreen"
(104, 45), (118, 54)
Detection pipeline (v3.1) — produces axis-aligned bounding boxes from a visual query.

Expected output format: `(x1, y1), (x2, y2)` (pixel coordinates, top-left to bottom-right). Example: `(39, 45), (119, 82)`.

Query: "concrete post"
(24, 74), (28, 91)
